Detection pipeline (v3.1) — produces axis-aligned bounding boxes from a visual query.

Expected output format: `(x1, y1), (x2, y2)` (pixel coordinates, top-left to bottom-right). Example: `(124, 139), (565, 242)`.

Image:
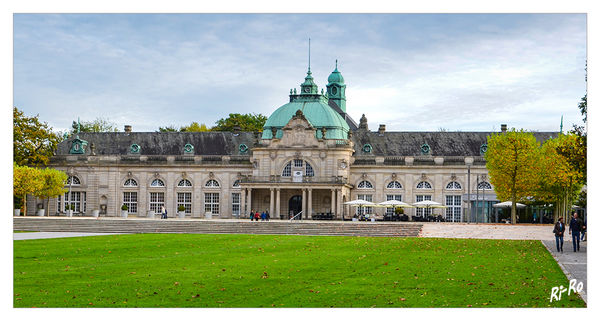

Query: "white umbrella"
(492, 201), (526, 208)
(412, 200), (445, 208)
(344, 199), (375, 206)
(378, 200), (415, 208)
(412, 200), (446, 219)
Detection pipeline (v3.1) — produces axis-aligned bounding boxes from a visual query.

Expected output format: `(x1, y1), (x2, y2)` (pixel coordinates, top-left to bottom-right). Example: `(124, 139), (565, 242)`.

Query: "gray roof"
(56, 131), (259, 156)
(55, 130), (558, 157)
(351, 130), (557, 157)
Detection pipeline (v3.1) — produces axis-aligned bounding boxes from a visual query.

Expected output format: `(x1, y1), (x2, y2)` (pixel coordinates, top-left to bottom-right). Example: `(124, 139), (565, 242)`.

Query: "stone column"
(269, 188), (275, 218)
(331, 189), (336, 214)
(240, 188), (246, 218)
(302, 189), (306, 219)
(247, 188), (252, 214)
(276, 188), (281, 220)
(336, 188), (342, 219)
(307, 188), (312, 219)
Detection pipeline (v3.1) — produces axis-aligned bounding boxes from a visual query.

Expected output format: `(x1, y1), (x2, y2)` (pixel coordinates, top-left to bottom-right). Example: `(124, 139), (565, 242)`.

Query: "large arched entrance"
(288, 195), (302, 219)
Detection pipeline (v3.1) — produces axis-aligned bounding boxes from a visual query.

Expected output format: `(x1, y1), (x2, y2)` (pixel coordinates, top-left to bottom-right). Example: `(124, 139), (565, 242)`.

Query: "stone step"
(13, 217), (422, 237)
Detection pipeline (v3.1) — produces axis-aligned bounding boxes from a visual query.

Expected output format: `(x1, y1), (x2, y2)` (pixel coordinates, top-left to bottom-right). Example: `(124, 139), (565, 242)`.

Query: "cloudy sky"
(13, 13), (587, 133)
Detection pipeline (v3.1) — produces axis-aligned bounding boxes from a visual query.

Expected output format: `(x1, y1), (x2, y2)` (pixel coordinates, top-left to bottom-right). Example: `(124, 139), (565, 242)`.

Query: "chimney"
(378, 124), (386, 135)
(124, 125), (132, 133)
(500, 124), (507, 133)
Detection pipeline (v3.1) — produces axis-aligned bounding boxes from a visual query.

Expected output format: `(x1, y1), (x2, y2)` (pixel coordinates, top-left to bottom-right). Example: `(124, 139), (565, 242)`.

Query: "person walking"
(581, 217), (587, 241)
(266, 210), (270, 221)
(569, 212), (583, 252)
(553, 217), (565, 252)
(161, 206), (167, 219)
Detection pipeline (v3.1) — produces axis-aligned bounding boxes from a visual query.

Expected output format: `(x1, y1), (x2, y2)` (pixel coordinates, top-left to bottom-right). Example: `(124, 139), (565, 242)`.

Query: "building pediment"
(276, 110), (320, 148)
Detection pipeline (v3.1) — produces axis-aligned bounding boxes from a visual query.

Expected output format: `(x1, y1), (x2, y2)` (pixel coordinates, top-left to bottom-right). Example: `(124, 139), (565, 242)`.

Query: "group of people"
(553, 212), (586, 252)
(249, 210), (270, 221)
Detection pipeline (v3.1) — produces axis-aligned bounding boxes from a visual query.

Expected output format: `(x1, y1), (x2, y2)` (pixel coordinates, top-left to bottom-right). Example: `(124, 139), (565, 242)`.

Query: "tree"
(158, 122), (210, 132)
(71, 117), (119, 134)
(13, 107), (62, 166)
(485, 129), (541, 224)
(181, 122), (210, 132)
(32, 168), (68, 216)
(536, 134), (584, 222)
(13, 163), (44, 215)
(212, 113), (267, 132)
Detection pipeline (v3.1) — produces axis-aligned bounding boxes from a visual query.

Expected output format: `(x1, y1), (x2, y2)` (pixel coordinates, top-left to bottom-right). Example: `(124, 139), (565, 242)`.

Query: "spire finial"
(308, 38), (311, 73)
(560, 115), (564, 134)
(77, 117), (81, 134)
(335, 59), (338, 70)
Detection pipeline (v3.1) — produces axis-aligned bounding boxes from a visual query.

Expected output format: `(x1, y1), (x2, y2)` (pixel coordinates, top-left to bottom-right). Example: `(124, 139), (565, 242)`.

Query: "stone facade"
(31, 65), (557, 223)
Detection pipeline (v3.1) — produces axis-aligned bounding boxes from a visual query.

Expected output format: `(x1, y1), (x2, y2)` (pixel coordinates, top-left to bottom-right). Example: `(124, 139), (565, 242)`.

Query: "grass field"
(13, 234), (585, 308)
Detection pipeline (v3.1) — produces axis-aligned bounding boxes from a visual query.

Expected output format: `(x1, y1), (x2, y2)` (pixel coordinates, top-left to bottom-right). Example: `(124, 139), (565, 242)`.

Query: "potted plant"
(121, 204), (128, 218)
(177, 205), (186, 218)
(65, 204), (74, 217)
(36, 203), (45, 216)
(92, 209), (100, 217)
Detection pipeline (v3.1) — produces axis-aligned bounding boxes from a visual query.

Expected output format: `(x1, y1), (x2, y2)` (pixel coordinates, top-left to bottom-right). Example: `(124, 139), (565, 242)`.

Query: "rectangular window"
(63, 191), (86, 213)
(293, 159), (303, 167)
(232, 193), (241, 217)
(385, 194), (402, 214)
(416, 195), (432, 217)
(445, 195), (462, 222)
(177, 192), (192, 214)
(123, 192), (138, 213)
(149, 192), (165, 213)
(356, 194), (373, 215)
(204, 193), (220, 214)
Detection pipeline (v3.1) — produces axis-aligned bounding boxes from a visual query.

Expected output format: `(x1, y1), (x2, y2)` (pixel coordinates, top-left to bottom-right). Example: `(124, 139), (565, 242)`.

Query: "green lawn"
(13, 234), (585, 307)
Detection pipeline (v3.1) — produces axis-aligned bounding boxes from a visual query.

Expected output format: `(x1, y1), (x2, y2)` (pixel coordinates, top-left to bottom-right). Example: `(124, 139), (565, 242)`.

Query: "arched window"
(66, 176), (81, 185)
(232, 180), (240, 187)
(177, 179), (192, 187)
(477, 182), (492, 190)
(305, 162), (314, 177)
(205, 179), (220, 188)
(357, 180), (373, 189)
(281, 159), (315, 177)
(282, 163), (292, 177)
(446, 181), (462, 190)
(124, 178), (138, 187)
(150, 179), (165, 187)
(416, 181), (432, 189)
(386, 181), (402, 189)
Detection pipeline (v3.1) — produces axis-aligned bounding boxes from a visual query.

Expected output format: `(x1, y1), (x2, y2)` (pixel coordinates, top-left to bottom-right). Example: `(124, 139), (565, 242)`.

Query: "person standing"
(161, 206), (167, 219)
(553, 217), (565, 252)
(249, 210), (254, 221)
(254, 211), (260, 221)
(581, 217), (587, 241)
(266, 210), (270, 221)
(569, 212), (583, 252)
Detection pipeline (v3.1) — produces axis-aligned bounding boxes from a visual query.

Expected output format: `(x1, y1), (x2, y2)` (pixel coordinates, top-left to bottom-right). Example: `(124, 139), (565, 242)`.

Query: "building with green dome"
(36, 62), (557, 224)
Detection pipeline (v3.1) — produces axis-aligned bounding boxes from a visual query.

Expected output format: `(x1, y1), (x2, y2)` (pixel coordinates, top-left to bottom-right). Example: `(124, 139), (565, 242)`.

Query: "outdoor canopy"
(492, 201), (526, 208)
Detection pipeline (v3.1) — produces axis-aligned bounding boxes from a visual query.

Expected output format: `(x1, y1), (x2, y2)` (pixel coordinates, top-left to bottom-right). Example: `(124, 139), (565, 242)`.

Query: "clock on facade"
(304, 87), (311, 93)
(331, 86), (337, 95)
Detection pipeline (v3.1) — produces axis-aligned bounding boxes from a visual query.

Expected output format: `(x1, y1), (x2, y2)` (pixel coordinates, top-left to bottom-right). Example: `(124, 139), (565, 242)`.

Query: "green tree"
(485, 129), (541, 224)
(536, 134), (584, 222)
(33, 168), (68, 216)
(13, 107), (61, 166)
(212, 113), (267, 132)
(71, 117), (119, 134)
(158, 125), (179, 132)
(181, 122), (210, 132)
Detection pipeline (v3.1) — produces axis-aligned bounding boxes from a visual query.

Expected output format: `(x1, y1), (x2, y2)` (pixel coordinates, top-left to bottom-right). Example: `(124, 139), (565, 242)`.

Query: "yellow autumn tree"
(32, 168), (68, 216)
(537, 134), (584, 221)
(13, 163), (44, 215)
(485, 129), (541, 224)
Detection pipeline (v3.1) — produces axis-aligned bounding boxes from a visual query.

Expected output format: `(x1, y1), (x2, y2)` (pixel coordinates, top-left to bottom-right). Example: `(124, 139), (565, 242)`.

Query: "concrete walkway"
(541, 239), (587, 303)
(13, 232), (125, 241)
(419, 222), (556, 240)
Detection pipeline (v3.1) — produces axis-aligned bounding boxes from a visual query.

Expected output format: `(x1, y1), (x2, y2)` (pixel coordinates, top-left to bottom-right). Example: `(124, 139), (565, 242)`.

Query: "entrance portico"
(239, 180), (351, 220)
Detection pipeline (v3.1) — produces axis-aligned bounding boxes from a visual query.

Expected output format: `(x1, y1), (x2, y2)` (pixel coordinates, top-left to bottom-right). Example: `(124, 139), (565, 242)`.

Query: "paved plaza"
(13, 232), (125, 241)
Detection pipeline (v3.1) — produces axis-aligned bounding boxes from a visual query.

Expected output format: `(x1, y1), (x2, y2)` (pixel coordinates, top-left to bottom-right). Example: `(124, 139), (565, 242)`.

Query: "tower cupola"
(326, 60), (347, 112)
